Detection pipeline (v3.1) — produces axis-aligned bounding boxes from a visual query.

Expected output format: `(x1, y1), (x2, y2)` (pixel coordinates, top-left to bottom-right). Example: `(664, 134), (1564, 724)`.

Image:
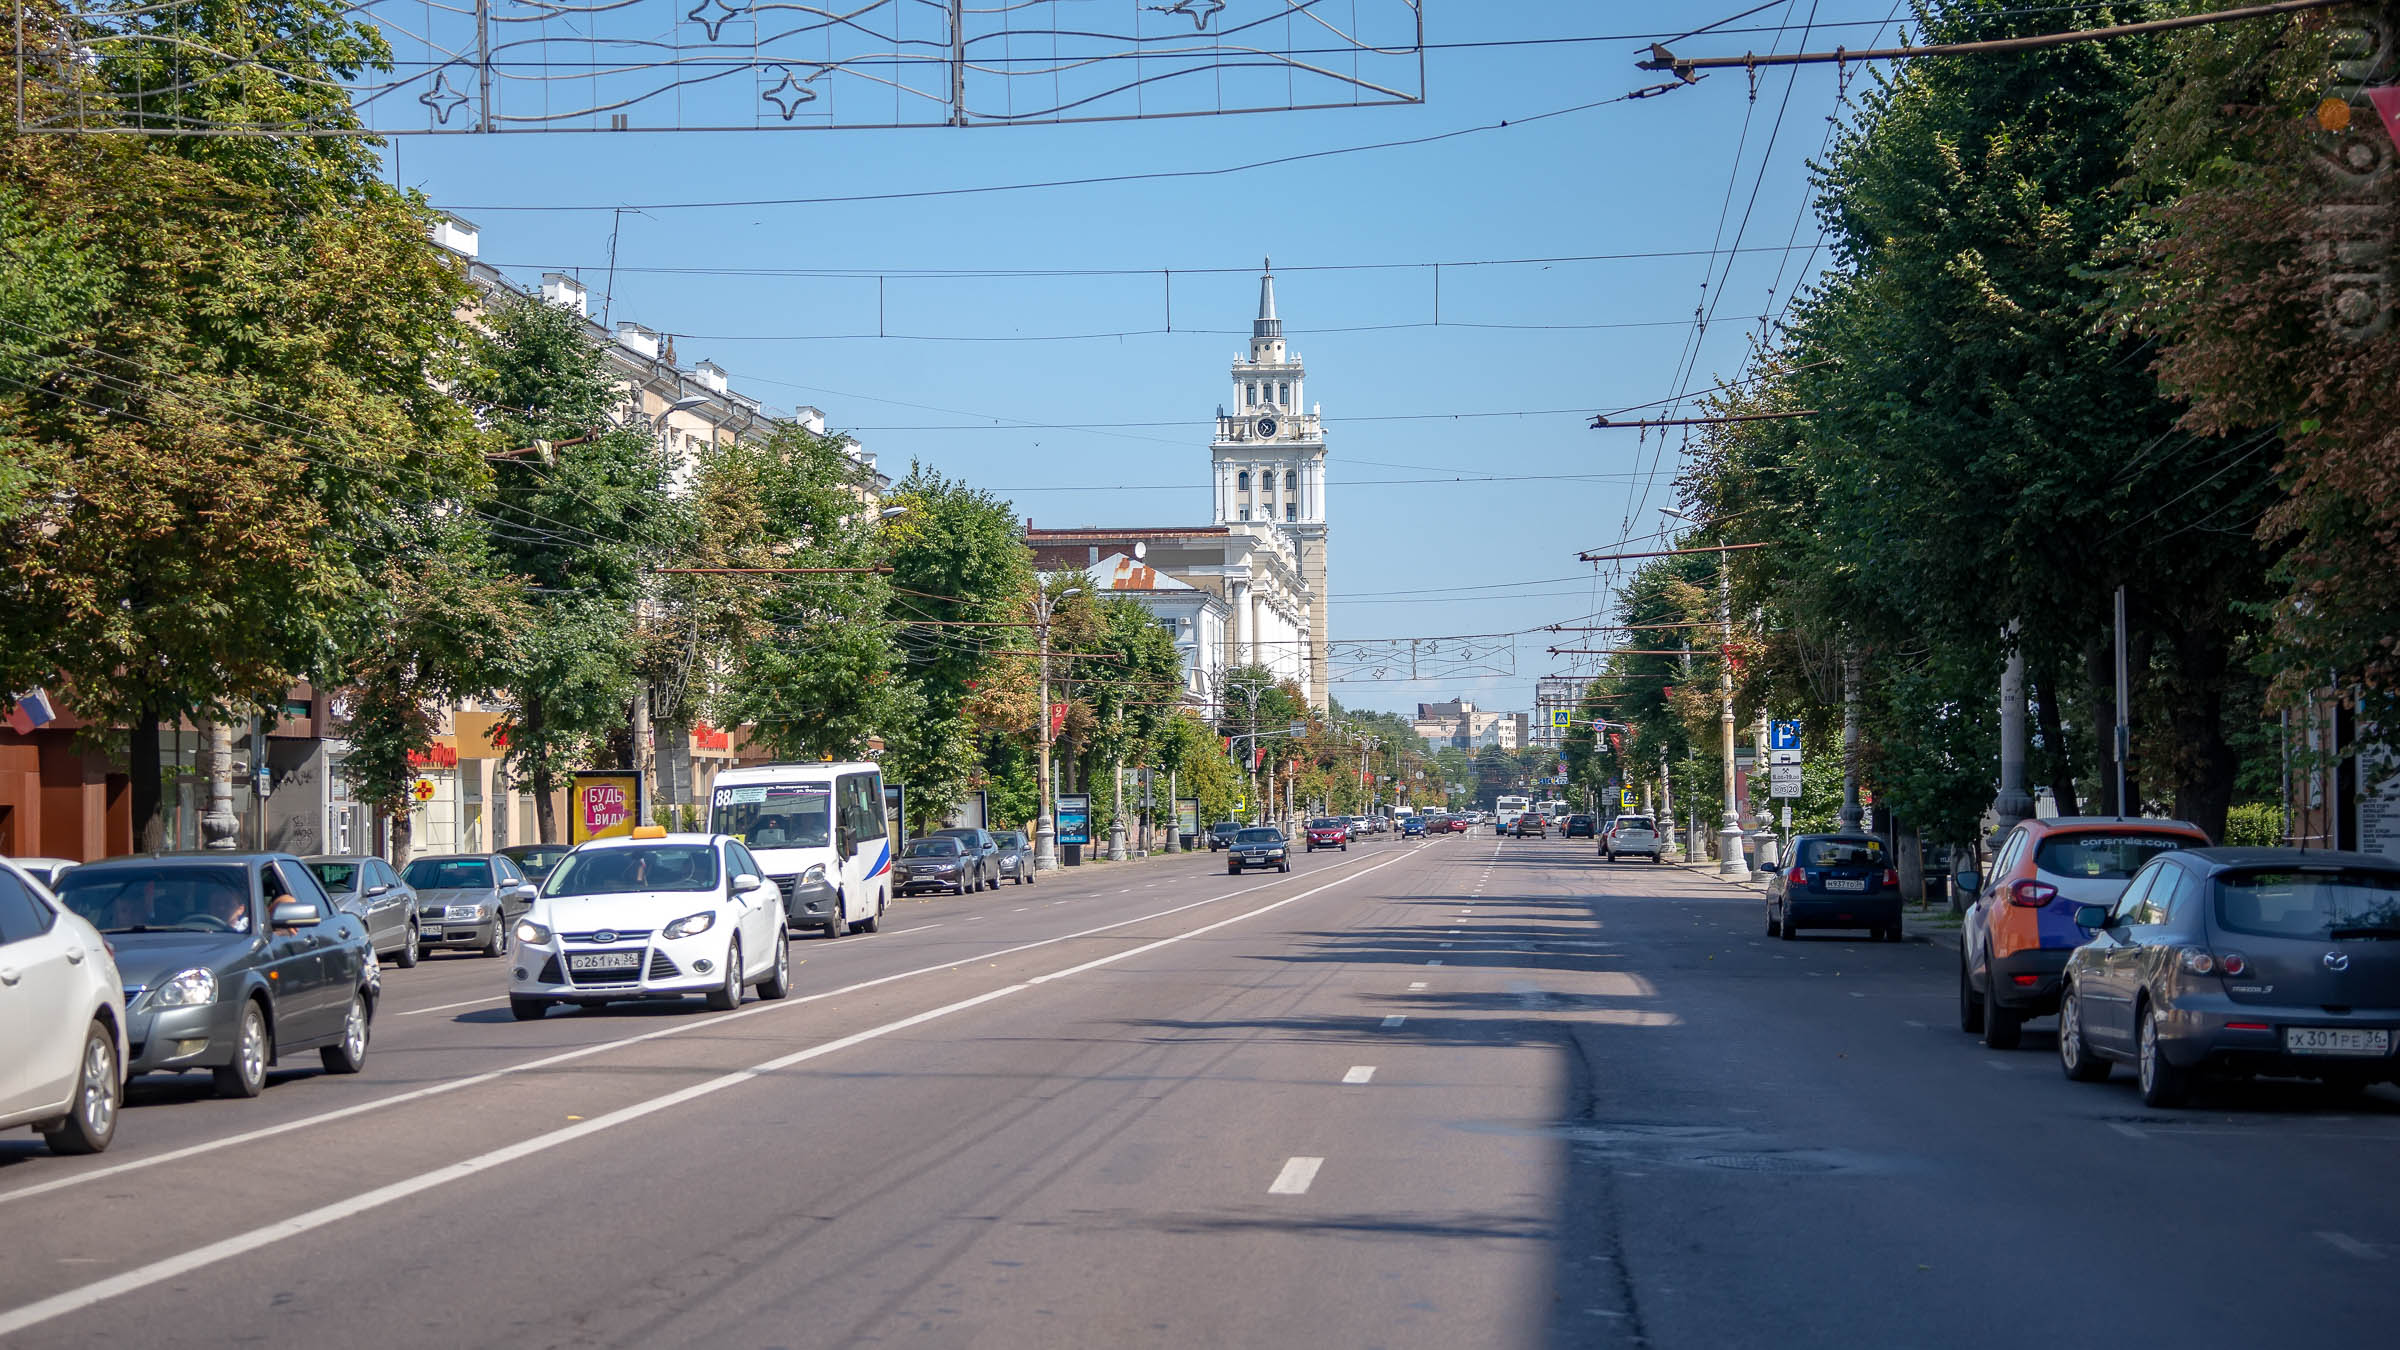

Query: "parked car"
(497, 843), (573, 885)
(991, 830), (1034, 885)
(402, 852), (538, 959)
(305, 854), (422, 969)
(1564, 814), (1597, 839)
(1306, 818), (1350, 852)
(2057, 848), (2400, 1106)
(1510, 814), (1546, 838)
(1226, 827), (1290, 874)
(1207, 822), (1243, 851)
(895, 837), (981, 895)
(927, 828), (1002, 892)
(1959, 816), (2211, 1049)
(508, 829), (791, 1020)
(0, 857), (124, 1154)
(1769, 834), (1902, 941)
(1604, 815), (1663, 862)
(53, 853), (378, 1098)
(12, 857), (79, 891)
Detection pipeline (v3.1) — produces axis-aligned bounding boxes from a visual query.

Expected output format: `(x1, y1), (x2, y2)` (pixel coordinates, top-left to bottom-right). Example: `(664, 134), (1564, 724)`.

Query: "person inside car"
(750, 816), (790, 848)
(260, 864), (302, 934)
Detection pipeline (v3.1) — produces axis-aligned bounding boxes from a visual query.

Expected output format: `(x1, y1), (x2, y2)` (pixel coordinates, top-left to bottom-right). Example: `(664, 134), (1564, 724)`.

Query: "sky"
(386, 1), (1915, 719)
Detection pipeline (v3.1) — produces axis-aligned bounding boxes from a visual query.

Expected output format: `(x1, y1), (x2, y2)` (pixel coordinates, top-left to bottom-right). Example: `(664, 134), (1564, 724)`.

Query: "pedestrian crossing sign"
(1549, 708), (1573, 729)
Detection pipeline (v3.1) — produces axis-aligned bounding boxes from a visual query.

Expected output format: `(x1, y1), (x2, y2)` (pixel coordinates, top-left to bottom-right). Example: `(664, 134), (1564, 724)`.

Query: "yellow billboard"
(569, 772), (642, 843)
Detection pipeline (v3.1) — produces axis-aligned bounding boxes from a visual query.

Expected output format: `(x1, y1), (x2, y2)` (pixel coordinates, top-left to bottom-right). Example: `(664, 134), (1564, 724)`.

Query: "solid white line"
(2108, 1123), (2146, 1140)
(1268, 1156), (1324, 1195)
(888, 923), (945, 935)
(1342, 1066), (1376, 1085)
(0, 845), (1431, 1334)
(397, 995), (507, 1018)
(2317, 1231), (2383, 1260)
(1381, 1015), (1405, 1028)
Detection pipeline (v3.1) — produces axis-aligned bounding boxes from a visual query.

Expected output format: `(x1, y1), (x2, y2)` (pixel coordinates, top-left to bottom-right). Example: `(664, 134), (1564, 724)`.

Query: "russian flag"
(7, 689), (57, 735)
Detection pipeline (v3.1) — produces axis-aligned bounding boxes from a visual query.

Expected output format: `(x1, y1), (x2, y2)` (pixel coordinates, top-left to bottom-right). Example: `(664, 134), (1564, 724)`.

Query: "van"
(706, 762), (893, 938)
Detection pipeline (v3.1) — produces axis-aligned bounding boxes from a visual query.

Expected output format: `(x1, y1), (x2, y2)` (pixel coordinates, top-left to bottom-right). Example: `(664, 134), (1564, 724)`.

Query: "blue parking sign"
(1770, 720), (1802, 751)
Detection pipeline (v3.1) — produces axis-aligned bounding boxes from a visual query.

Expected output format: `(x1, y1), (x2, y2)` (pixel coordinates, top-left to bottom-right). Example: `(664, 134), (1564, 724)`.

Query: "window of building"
(1277, 382), (1289, 405)
(1284, 469), (1297, 491)
(1248, 382), (1260, 406)
(1236, 469), (1250, 491)
(1239, 507), (1251, 521)
(1285, 503), (1297, 522)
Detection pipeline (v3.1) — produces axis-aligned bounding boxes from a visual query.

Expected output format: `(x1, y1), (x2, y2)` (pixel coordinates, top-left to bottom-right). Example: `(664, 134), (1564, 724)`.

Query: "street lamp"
(1032, 585), (1082, 872)
(1662, 507), (1749, 880)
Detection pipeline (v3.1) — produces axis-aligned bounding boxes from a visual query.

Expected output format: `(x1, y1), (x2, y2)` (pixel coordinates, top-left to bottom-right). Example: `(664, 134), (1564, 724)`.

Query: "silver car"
(304, 855), (422, 968)
(2058, 847), (2400, 1107)
(990, 830), (1033, 886)
(400, 853), (537, 959)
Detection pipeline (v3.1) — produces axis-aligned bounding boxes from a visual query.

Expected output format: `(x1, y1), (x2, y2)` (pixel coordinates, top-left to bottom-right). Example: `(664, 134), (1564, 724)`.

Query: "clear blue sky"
(391, 2), (1909, 719)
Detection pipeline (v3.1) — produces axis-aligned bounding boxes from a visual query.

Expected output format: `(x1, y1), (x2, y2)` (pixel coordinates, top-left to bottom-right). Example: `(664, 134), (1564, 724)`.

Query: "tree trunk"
(533, 763), (558, 844)
(131, 712), (166, 852)
(2085, 638), (2120, 816)
(2032, 669), (2080, 817)
(2167, 627), (2238, 843)
(390, 806), (415, 868)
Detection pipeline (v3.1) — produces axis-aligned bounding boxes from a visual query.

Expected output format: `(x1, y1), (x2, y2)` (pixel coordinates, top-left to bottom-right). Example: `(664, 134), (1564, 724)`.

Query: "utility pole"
(1032, 585), (1082, 872)
(1715, 545), (1750, 879)
(1993, 620), (2034, 847)
(1840, 649), (1863, 830)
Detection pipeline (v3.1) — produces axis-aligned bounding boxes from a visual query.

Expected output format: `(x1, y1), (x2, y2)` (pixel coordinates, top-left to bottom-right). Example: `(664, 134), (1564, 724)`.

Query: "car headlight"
(662, 910), (716, 940)
(1267, 849), (1285, 857)
(516, 919), (552, 944)
(445, 904), (482, 921)
(151, 967), (219, 1008)
(800, 864), (827, 887)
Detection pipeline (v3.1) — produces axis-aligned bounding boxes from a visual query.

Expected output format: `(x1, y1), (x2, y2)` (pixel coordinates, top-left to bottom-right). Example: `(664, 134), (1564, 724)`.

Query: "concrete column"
(1993, 622), (2034, 845)
(1840, 650), (1863, 830)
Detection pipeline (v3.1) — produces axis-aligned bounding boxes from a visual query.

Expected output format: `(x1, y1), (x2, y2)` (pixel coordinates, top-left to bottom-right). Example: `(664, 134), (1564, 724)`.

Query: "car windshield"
(1236, 829), (1281, 844)
(1310, 819), (1339, 829)
(544, 845), (720, 895)
(504, 847), (570, 880)
(307, 861), (362, 892)
(906, 839), (962, 857)
(1800, 838), (1886, 867)
(405, 858), (492, 890)
(2214, 869), (2400, 939)
(2036, 832), (2193, 880)
(57, 865), (253, 934)
(996, 833), (1026, 848)
(710, 782), (834, 850)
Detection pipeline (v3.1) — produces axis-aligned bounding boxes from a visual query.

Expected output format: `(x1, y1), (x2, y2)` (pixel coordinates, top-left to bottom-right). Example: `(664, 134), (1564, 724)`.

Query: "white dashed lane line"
(1381, 1015), (1406, 1028)
(1268, 1157), (1324, 1195)
(1408, 981), (1427, 990)
(398, 996), (507, 1018)
(2318, 1231), (2384, 1260)
(1342, 1066), (1376, 1085)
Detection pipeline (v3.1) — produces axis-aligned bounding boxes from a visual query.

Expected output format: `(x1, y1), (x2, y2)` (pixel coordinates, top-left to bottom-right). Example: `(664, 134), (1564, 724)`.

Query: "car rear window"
(1616, 818), (1654, 831)
(1799, 838), (1886, 867)
(2214, 869), (2400, 939)
(2035, 832), (2195, 881)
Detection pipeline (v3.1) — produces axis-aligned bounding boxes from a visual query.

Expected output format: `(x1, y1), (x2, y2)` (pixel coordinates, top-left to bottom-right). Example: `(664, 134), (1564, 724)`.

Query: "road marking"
(1409, 981), (1427, 990)
(397, 995), (507, 1018)
(0, 844), (1427, 1334)
(1268, 1157), (1324, 1195)
(1427, 959), (1443, 966)
(1903, 1019), (1928, 1028)
(1984, 1060), (2013, 1071)
(888, 923), (945, 935)
(1381, 1015), (1406, 1028)
(1342, 1066), (1376, 1084)
(2317, 1231), (2383, 1260)
(2108, 1123), (2146, 1140)
(1439, 942), (1453, 948)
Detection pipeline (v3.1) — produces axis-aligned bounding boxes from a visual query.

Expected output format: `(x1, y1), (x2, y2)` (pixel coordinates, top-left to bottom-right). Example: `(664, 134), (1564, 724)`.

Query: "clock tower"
(1211, 259), (1329, 709)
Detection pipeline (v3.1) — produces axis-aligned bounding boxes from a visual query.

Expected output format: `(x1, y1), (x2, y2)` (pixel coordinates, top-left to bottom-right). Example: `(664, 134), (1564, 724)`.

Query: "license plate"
(1824, 878), (1866, 892)
(568, 951), (643, 974)
(422, 926), (444, 937)
(2285, 1027), (2391, 1057)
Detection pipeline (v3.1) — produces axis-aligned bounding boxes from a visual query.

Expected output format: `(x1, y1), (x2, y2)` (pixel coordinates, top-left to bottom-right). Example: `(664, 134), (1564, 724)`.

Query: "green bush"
(2222, 802), (2282, 847)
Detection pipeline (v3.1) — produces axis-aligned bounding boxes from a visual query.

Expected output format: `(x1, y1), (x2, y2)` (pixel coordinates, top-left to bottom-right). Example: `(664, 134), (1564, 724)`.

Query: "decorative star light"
(759, 66), (822, 121)
(417, 70), (469, 125)
(686, 0), (748, 42)
(1147, 0), (1226, 31)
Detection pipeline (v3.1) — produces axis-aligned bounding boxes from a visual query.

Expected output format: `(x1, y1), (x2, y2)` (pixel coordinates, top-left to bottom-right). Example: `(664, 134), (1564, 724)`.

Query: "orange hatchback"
(1959, 816), (2211, 1048)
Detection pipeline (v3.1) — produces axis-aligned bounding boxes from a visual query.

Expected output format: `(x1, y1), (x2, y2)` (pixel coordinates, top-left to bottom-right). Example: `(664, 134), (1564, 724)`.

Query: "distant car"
(1227, 827), (1290, 874)
(1604, 815), (1662, 862)
(0, 856), (125, 1154)
(498, 843), (573, 885)
(1511, 814), (1546, 838)
(1402, 816), (1428, 839)
(402, 853), (538, 959)
(927, 828), (1001, 892)
(2058, 847), (2400, 1107)
(895, 837), (979, 895)
(1207, 822), (1243, 851)
(1564, 814), (1596, 839)
(1960, 816), (2211, 1049)
(508, 830), (791, 1020)
(1305, 818), (1349, 852)
(1769, 834), (1901, 941)
(305, 854), (422, 969)
(991, 830), (1034, 885)
(54, 854), (377, 1098)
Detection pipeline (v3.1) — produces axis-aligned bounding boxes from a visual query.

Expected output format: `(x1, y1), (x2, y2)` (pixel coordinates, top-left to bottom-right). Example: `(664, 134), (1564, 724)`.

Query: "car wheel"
(482, 920), (508, 959)
(758, 929), (793, 1000)
(1766, 907), (1781, 938)
(823, 897), (844, 940)
(706, 939), (744, 1011)
(319, 992), (371, 1074)
(510, 997), (550, 1022)
(1279, 861), (1291, 873)
(1958, 951), (1985, 1034)
(1779, 910), (1798, 941)
(213, 1000), (270, 1099)
(1228, 864), (1241, 875)
(2058, 983), (2110, 1082)
(395, 922), (420, 969)
(42, 1019), (120, 1156)
(1981, 961), (2023, 1049)
(2137, 1002), (2192, 1108)
(859, 895), (881, 935)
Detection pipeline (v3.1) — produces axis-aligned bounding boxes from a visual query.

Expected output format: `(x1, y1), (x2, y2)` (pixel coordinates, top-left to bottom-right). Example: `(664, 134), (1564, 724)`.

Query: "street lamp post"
(1033, 585), (1081, 872)
(1662, 507), (1749, 879)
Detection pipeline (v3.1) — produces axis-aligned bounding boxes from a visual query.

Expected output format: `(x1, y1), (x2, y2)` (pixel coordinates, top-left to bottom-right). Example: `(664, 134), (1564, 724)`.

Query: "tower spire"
(1254, 257), (1281, 338)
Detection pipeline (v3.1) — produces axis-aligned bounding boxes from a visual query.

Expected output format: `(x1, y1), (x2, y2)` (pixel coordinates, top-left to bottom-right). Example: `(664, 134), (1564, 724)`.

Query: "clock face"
(1255, 417), (1278, 438)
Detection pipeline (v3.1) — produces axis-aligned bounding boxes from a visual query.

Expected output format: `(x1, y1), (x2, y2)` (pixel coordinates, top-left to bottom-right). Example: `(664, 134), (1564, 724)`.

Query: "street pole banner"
(569, 771), (642, 843)
(1056, 793), (1091, 847)
(1176, 797), (1199, 836)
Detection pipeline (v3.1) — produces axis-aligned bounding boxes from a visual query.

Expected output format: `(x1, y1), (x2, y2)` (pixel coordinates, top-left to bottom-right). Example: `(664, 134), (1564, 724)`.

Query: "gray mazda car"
(2057, 847), (2400, 1106)
(52, 854), (378, 1098)
(401, 853), (537, 958)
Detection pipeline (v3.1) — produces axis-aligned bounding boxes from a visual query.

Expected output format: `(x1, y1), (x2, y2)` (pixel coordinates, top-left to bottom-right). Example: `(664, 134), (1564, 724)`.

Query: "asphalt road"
(3, 833), (2396, 1349)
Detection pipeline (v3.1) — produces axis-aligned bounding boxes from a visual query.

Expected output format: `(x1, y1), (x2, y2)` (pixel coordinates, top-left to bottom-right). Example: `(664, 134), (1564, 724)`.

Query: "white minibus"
(707, 762), (892, 938)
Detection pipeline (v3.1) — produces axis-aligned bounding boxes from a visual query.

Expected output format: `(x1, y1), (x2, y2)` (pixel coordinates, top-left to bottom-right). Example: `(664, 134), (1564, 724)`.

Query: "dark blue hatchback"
(1769, 834), (1903, 942)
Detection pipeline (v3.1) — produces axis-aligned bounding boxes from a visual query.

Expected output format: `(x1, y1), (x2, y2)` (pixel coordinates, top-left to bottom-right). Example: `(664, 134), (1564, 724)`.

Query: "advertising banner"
(1176, 797), (1200, 836)
(1056, 792), (1092, 847)
(570, 771), (641, 843)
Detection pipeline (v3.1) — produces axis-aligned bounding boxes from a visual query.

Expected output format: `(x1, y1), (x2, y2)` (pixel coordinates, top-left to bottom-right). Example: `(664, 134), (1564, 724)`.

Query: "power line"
(1640, 0), (2345, 74)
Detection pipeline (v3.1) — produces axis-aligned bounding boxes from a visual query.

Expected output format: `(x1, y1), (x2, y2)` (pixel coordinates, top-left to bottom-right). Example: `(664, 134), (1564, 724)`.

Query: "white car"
(0, 857), (125, 1155)
(1603, 815), (1664, 863)
(507, 829), (792, 1021)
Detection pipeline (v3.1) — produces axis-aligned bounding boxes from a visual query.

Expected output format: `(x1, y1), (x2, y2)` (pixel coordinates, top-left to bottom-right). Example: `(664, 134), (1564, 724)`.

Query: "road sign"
(1620, 788), (1636, 809)
(1770, 719), (1802, 751)
(1770, 764), (1804, 798)
(1769, 748), (1802, 766)
(1549, 707), (1573, 729)
(411, 777), (437, 804)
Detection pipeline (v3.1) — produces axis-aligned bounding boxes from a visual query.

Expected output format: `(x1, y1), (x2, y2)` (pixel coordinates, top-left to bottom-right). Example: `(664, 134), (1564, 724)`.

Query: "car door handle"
(0, 966), (19, 985)
(65, 949), (85, 965)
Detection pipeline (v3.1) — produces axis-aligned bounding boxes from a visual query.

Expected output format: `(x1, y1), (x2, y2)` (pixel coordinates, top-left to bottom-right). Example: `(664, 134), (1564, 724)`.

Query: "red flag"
(1254, 746), (1266, 769)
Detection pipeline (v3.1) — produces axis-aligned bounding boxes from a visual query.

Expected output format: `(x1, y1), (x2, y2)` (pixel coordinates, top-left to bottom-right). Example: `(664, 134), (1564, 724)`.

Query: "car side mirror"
(2074, 903), (2111, 930)
(364, 882), (390, 897)
(1955, 868), (1982, 897)
(514, 884), (538, 901)
(271, 899), (322, 928)
(733, 873), (765, 892)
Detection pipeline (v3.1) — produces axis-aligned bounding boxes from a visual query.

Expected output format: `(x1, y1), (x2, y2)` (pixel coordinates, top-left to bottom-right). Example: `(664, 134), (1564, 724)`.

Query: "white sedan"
(507, 829), (791, 1020)
(0, 857), (125, 1155)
